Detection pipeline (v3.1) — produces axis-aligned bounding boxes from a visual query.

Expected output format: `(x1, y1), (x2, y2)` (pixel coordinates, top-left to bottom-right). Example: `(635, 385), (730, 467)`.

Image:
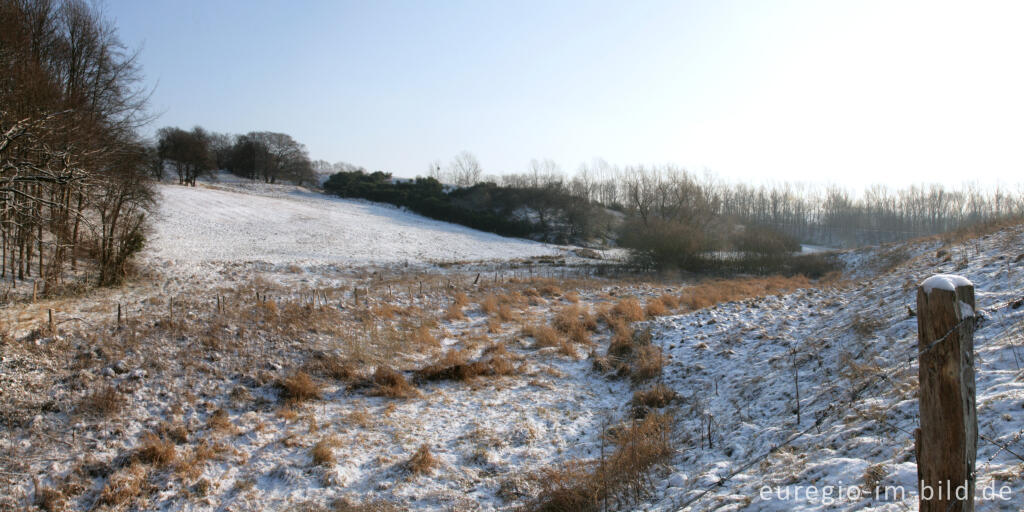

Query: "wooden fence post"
(916, 274), (976, 512)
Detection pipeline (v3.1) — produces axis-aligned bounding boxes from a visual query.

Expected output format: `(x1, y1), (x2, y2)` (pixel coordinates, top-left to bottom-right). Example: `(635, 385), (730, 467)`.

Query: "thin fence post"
(916, 274), (976, 512)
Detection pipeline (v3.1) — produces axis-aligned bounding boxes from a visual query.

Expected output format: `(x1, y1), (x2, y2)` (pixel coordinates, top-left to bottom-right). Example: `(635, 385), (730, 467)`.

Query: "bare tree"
(448, 151), (482, 187)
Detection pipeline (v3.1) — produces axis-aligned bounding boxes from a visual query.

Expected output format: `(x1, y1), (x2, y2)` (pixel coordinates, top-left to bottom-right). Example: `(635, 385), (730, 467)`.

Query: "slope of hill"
(641, 226), (1024, 511)
(145, 181), (562, 267)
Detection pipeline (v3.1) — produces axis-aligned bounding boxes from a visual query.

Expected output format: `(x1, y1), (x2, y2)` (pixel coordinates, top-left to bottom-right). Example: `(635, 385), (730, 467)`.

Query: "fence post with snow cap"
(915, 274), (977, 512)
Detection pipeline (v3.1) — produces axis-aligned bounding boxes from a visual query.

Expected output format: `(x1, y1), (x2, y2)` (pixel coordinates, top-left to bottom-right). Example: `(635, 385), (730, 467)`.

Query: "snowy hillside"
(641, 227), (1024, 511)
(145, 181), (561, 267)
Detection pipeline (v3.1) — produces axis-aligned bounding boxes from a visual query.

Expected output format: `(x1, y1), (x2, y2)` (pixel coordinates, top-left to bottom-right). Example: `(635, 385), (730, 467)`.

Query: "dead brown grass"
(416, 347), (517, 382)
(312, 436), (339, 466)
(135, 432), (177, 467)
(632, 345), (665, 382)
(77, 384), (123, 417)
(526, 413), (675, 511)
(644, 298), (668, 317)
(411, 324), (439, 347)
(406, 443), (437, 475)
(657, 293), (679, 309)
(366, 366), (419, 398)
(497, 303), (519, 322)
(97, 463), (151, 507)
(612, 297), (645, 322)
(678, 275), (811, 311)
(481, 294), (500, 315)
(523, 323), (563, 349)
(443, 302), (466, 321)
(278, 371), (321, 403)
(305, 353), (360, 382)
(631, 383), (677, 410)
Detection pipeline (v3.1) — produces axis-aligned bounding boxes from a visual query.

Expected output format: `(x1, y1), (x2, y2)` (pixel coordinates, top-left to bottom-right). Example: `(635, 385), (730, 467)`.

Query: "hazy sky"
(108, 0), (1024, 188)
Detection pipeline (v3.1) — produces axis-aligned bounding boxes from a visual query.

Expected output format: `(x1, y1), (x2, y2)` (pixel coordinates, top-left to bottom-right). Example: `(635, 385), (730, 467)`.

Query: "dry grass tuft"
(631, 383), (677, 410)
(644, 297), (668, 317)
(97, 463), (151, 507)
(34, 486), (64, 512)
(657, 293), (679, 309)
(537, 282), (563, 297)
(481, 295), (500, 315)
(416, 348), (517, 382)
(612, 297), (645, 322)
(553, 304), (597, 346)
(366, 366), (419, 398)
(305, 353), (360, 382)
(77, 384), (123, 417)
(522, 324), (563, 349)
(411, 324), (439, 347)
(563, 291), (580, 303)
(206, 409), (233, 433)
(526, 413), (675, 511)
(278, 371), (321, 403)
(443, 302), (466, 321)
(497, 303), (519, 322)
(632, 345), (665, 382)
(135, 432), (177, 467)
(312, 436), (339, 466)
(405, 443), (437, 475)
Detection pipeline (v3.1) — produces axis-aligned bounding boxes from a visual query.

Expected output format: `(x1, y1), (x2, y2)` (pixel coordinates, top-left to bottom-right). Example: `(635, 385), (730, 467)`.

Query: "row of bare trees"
(496, 162), (1024, 248)
(1, 0), (153, 291)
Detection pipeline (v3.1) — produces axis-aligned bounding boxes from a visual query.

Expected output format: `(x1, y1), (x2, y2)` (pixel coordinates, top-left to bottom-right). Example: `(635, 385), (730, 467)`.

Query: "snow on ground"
(639, 226), (1024, 511)
(145, 181), (561, 267)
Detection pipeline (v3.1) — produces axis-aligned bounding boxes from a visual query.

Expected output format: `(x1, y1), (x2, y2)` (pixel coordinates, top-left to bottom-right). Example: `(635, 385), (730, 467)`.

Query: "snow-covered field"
(145, 181), (561, 267)
(1, 181), (1022, 511)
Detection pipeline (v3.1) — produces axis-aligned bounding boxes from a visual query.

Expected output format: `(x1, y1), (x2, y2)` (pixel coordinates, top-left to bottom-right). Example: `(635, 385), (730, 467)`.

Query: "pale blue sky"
(108, 0), (1024, 187)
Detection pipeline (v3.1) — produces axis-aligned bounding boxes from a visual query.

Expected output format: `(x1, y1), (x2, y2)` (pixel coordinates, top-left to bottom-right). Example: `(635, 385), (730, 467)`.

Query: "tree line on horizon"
(326, 154), (1024, 273)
